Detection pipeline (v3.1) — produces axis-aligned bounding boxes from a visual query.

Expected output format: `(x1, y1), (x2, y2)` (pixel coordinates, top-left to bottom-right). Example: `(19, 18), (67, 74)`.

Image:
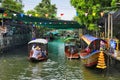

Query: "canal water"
(0, 40), (120, 80)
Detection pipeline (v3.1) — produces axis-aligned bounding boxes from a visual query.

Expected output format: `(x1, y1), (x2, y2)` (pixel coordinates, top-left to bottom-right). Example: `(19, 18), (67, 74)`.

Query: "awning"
(81, 34), (107, 46)
(28, 38), (48, 44)
(0, 8), (84, 29)
(13, 13), (84, 29)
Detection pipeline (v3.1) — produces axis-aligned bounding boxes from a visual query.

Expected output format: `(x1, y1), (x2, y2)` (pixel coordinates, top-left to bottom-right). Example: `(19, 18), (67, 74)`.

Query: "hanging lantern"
(85, 12), (88, 16)
(100, 12), (104, 17)
(3, 13), (7, 17)
(40, 22), (42, 24)
(20, 13), (24, 17)
(76, 12), (78, 16)
(53, 14), (56, 17)
(29, 14), (32, 17)
(13, 13), (17, 16)
(45, 14), (48, 17)
(60, 13), (64, 16)
(92, 12), (96, 16)
(35, 14), (38, 17)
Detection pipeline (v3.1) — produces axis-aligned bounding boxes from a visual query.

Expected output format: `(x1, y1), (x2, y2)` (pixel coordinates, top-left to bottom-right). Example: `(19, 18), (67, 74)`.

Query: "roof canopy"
(13, 13), (84, 29)
(81, 34), (107, 46)
(28, 38), (48, 44)
(0, 8), (84, 29)
(81, 34), (98, 45)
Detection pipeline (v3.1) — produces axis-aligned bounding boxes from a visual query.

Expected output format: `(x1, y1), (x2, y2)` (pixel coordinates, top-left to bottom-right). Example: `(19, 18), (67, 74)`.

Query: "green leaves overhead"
(70, 0), (118, 31)
(25, 0), (57, 19)
(34, 0), (57, 19)
(2, 0), (23, 13)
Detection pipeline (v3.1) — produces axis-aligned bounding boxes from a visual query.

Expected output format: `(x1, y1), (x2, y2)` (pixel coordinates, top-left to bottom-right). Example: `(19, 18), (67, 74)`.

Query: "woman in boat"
(100, 40), (106, 51)
(85, 46), (91, 53)
(29, 45), (47, 59)
(70, 46), (74, 54)
(29, 45), (43, 60)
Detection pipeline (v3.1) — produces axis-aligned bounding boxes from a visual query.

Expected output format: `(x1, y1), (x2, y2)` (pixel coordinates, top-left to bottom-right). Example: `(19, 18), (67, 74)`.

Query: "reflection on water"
(0, 40), (120, 80)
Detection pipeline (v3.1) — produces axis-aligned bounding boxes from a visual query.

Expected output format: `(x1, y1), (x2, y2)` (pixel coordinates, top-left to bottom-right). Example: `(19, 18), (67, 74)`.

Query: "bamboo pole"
(111, 14), (113, 39)
(105, 18), (107, 38)
(108, 14), (110, 39)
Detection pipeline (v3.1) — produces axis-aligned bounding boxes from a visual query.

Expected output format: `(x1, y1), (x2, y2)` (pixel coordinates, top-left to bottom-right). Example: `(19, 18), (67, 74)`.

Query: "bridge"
(13, 12), (84, 29)
(0, 8), (84, 51)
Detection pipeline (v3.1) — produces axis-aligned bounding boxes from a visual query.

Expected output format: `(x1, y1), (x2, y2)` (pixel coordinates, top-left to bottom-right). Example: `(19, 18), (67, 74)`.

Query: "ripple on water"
(34, 58), (84, 80)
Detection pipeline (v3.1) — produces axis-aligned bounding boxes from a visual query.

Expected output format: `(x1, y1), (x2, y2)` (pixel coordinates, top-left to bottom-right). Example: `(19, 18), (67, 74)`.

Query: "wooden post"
(111, 14), (113, 39)
(108, 14), (111, 39)
(105, 18), (107, 38)
(116, 39), (119, 51)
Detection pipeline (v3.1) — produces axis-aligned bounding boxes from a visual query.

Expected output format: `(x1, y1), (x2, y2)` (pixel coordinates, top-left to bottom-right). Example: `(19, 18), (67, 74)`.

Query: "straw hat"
(35, 46), (41, 50)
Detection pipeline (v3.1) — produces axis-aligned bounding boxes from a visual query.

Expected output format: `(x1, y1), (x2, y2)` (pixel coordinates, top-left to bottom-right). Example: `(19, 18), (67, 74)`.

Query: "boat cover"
(81, 34), (106, 46)
(28, 38), (48, 44)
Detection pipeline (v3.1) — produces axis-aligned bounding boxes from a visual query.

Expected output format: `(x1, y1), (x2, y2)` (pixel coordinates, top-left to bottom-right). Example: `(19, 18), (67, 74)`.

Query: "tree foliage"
(2, 0), (23, 13)
(25, 0), (57, 38)
(70, 0), (119, 31)
(34, 0), (57, 19)
(26, 10), (36, 17)
(1, 0), (23, 18)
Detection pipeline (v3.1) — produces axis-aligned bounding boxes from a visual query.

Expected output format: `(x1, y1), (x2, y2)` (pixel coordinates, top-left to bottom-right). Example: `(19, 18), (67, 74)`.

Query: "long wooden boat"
(80, 34), (107, 67)
(65, 43), (80, 59)
(28, 38), (48, 62)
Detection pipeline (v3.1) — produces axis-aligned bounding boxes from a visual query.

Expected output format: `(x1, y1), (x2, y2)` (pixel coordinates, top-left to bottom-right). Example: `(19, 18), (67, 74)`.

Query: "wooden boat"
(28, 38), (48, 62)
(65, 43), (80, 59)
(80, 34), (107, 67)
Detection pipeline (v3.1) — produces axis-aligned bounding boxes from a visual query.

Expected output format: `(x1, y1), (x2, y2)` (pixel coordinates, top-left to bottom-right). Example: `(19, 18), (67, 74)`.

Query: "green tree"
(2, 0), (23, 12)
(26, 10), (37, 17)
(34, 0), (57, 19)
(70, 0), (118, 31)
(25, 0), (57, 38)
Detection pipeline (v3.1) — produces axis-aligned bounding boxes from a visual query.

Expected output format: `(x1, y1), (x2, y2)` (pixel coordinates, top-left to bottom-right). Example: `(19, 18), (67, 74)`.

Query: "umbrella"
(28, 38), (48, 44)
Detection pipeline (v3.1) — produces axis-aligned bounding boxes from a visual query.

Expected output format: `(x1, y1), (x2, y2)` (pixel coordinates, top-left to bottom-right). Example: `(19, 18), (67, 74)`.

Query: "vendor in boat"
(70, 46), (76, 54)
(29, 45), (46, 59)
(70, 47), (74, 54)
(85, 47), (91, 53)
(100, 40), (106, 51)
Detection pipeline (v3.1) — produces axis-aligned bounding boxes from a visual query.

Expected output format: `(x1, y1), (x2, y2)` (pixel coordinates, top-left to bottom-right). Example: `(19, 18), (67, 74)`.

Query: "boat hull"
(28, 57), (48, 63)
(65, 46), (80, 59)
(80, 50), (100, 67)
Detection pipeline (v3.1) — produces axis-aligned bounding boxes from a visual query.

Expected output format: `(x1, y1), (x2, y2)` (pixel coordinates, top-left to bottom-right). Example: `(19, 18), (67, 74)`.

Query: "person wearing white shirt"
(31, 45), (42, 59)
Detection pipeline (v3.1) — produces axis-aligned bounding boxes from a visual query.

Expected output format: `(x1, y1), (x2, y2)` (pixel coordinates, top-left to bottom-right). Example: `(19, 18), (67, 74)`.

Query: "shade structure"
(81, 34), (107, 48)
(28, 38), (48, 44)
(81, 34), (98, 45)
(64, 37), (76, 43)
(1, 8), (84, 29)
(0, 8), (85, 31)
(13, 13), (84, 29)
